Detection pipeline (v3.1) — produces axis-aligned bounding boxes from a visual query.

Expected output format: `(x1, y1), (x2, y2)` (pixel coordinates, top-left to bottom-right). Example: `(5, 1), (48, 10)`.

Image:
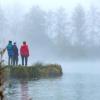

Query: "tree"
(0, 7), (7, 47)
(21, 6), (54, 59)
(45, 10), (57, 39)
(22, 6), (49, 45)
(54, 7), (68, 44)
(0, 7), (6, 33)
(87, 6), (100, 46)
(54, 8), (67, 55)
(71, 4), (86, 46)
(46, 8), (76, 57)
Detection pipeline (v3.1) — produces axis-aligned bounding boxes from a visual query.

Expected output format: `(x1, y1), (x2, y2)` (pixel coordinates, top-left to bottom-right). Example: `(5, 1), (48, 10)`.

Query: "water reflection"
(20, 81), (29, 100)
(6, 73), (100, 100)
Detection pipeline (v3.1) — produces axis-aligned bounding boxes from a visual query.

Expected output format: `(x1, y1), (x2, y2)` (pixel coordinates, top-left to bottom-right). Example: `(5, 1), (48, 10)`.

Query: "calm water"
(5, 61), (100, 100)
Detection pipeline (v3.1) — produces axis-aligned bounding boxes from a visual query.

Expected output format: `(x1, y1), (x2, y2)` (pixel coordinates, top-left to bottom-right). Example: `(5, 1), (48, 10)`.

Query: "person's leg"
(8, 56), (10, 65)
(21, 56), (24, 66)
(13, 56), (15, 66)
(14, 56), (16, 66)
(16, 56), (18, 66)
(9, 56), (12, 65)
(25, 56), (28, 66)
(11, 56), (13, 65)
(23, 56), (26, 66)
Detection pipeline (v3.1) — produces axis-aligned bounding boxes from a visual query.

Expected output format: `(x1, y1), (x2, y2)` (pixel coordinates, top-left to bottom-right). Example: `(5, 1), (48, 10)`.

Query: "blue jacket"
(7, 43), (13, 56)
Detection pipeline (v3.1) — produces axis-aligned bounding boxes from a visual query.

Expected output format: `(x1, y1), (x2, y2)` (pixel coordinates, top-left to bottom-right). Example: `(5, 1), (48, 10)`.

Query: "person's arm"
(17, 47), (19, 56)
(27, 46), (29, 57)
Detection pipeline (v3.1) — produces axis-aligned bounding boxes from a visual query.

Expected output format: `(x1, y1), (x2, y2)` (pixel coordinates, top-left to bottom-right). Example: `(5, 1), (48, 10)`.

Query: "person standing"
(20, 41), (29, 66)
(7, 41), (13, 65)
(13, 42), (19, 66)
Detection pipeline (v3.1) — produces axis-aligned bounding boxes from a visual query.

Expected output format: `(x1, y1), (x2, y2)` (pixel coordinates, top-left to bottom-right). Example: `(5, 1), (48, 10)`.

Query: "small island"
(1, 63), (63, 80)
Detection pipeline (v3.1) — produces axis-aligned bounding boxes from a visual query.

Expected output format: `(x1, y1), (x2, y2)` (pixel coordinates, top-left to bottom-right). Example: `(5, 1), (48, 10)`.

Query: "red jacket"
(20, 44), (29, 57)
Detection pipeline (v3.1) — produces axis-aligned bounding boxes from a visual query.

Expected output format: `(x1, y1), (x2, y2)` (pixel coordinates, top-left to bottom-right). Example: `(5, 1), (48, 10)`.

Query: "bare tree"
(71, 4), (86, 46)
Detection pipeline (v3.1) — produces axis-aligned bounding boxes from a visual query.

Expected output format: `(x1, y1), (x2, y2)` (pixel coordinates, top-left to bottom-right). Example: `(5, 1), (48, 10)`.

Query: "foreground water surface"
(6, 61), (100, 100)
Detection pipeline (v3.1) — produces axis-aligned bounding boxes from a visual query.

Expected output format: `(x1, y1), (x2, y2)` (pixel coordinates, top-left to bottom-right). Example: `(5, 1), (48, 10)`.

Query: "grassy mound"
(4, 63), (63, 79)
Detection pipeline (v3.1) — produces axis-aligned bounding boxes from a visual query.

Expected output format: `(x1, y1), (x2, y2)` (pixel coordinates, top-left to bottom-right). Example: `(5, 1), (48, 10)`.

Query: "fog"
(0, 0), (100, 73)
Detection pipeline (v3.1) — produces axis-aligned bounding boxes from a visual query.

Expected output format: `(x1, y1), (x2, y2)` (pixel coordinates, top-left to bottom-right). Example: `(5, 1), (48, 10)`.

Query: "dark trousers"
(8, 56), (13, 65)
(13, 56), (18, 66)
(21, 56), (28, 66)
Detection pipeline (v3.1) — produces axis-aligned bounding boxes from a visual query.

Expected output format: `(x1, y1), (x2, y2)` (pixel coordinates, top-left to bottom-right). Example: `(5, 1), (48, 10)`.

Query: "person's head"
(9, 40), (12, 44)
(14, 42), (16, 45)
(23, 41), (26, 45)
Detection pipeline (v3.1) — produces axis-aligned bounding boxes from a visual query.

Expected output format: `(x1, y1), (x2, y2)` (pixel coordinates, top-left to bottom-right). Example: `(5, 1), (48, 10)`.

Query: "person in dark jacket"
(13, 42), (19, 66)
(20, 41), (29, 66)
(7, 41), (13, 65)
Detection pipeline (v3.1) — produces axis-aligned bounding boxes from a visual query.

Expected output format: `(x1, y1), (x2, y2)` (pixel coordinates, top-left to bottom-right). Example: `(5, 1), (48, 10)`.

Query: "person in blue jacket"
(7, 41), (13, 65)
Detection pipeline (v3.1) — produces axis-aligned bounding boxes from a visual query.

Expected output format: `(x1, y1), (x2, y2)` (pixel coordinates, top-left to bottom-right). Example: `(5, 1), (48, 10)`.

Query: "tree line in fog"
(0, 4), (100, 59)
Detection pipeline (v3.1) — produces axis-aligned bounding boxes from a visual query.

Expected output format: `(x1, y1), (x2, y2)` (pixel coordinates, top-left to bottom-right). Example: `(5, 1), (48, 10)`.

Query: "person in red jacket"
(20, 41), (29, 66)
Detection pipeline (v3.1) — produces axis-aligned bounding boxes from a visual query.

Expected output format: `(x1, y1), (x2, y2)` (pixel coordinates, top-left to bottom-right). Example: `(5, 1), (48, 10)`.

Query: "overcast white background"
(0, 0), (100, 11)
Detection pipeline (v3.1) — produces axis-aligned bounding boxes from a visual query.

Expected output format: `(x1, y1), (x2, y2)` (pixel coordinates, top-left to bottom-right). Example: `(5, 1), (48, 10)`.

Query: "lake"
(5, 61), (100, 100)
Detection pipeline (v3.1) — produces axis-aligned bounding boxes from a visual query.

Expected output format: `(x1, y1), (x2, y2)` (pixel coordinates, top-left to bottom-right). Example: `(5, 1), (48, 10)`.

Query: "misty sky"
(1, 0), (100, 11)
